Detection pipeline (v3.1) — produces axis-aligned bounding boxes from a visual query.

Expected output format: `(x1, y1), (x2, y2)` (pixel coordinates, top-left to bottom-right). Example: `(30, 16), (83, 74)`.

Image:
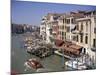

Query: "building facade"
(40, 11), (96, 54)
(58, 11), (84, 41)
(72, 11), (96, 57)
(40, 16), (47, 41)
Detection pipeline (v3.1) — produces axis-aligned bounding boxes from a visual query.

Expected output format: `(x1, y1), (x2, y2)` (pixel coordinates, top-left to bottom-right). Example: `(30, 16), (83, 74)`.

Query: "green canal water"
(11, 33), (71, 74)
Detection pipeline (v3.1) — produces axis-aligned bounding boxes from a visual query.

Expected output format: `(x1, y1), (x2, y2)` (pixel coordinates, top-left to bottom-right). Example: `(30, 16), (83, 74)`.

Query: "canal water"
(11, 33), (71, 74)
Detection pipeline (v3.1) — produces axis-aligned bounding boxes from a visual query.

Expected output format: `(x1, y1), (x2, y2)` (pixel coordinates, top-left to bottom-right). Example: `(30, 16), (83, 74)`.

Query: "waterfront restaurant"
(55, 39), (83, 56)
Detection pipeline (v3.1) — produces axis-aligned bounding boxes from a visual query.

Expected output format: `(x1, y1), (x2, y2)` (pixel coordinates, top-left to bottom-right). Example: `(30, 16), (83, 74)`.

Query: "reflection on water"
(11, 34), (70, 74)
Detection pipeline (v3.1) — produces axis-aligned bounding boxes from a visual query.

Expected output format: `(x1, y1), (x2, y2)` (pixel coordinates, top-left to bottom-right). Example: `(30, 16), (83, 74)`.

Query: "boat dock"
(54, 51), (75, 60)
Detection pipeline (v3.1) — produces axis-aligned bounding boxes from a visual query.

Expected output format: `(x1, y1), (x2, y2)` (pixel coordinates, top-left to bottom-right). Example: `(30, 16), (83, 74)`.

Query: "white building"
(58, 11), (84, 41)
(72, 11), (96, 59)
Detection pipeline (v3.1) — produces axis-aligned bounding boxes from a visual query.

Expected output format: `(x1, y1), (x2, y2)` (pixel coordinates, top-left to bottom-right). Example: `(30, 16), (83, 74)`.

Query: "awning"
(55, 39), (83, 55)
(69, 44), (83, 50)
(64, 47), (80, 55)
(55, 39), (64, 47)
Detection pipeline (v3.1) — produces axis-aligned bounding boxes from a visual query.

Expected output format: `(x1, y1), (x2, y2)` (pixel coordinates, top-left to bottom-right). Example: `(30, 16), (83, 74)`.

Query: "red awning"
(55, 39), (64, 47)
(55, 40), (83, 55)
(69, 44), (82, 50)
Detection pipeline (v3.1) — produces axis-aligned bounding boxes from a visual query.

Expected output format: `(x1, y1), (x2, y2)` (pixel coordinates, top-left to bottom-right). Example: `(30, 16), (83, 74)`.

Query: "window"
(72, 36), (76, 41)
(62, 36), (64, 40)
(63, 18), (66, 24)
(76, 24), (79, 30)
(49, 29), (52, 34)
(62, 25), (64, 30)
(63, 19), (64, 24)
(85, 36), (88, 44)
(86, 21), (88, 32)
(66, 27), (70, 32)
(64, 36), (66, 40)
(65, 19), (67, 23)
(93, 39), (96, 47)
(94, 18), (96, 23)
(94, 27), (96, 34)
(64, 32), (66, 36)
(58, 31), (59, 35)
(60, 26), (61, 29)
(76, 35), (78, 42)
(62, 32), (64, 36)
(67, 19), (70, 24)
(81, 22), (83, 30)
(71, 18), (74, 24)
(80, 35), (83, 43)
(60, 31), (62, 35)
(65, 26), (67, 29)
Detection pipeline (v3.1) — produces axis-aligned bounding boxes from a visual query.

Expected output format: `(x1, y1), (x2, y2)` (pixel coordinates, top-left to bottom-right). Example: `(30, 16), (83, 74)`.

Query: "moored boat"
(65, 60), (87, 70)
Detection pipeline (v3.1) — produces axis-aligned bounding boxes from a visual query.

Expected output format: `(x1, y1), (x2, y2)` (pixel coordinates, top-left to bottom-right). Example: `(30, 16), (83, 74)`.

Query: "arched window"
(76, 35), (78, 42)
(85, 36), (88, 44)
(86, 21), (88, 32)
(80, 35), (83, 43)
(76, 24), (79, 30)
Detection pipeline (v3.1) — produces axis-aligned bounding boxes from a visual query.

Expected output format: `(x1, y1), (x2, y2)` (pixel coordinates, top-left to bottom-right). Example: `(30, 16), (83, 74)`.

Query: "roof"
(58, 12), (84, 20)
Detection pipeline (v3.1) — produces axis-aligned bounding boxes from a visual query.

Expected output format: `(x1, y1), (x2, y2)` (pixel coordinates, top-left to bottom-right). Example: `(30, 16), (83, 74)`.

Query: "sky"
(11, 0), (96, 26)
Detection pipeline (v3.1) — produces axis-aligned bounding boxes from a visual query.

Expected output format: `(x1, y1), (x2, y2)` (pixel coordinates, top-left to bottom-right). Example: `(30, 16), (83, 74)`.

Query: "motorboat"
(24, 58), (43, 70)
(65, 60), (87, 70)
